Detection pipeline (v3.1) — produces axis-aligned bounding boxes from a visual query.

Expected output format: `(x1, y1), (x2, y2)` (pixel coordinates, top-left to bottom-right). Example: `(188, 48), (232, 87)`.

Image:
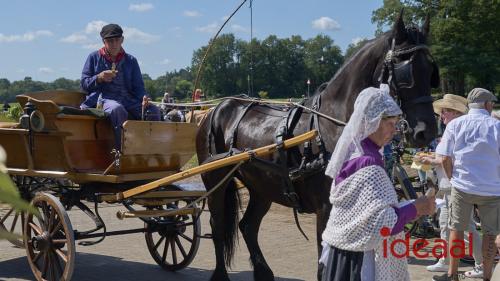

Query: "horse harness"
(210, 95), (333, 213)
(379, 37), (439, 110)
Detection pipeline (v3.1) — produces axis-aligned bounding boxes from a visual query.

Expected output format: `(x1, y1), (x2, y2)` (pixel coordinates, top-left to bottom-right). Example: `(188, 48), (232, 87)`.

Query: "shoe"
(426, 259), (448, 272)
(460, 255), (475, 265)
(432, 273), (459, 281)
(464, 264), (483, 278)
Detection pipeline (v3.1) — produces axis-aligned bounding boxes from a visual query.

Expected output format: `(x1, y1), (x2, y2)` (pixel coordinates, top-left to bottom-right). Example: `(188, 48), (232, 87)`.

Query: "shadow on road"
(0, 252), (304, 281)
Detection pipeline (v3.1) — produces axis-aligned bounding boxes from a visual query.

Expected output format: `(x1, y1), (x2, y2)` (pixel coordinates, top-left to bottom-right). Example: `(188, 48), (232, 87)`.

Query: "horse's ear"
(392, 9), (407, 44)
(422, 14), (431, 41)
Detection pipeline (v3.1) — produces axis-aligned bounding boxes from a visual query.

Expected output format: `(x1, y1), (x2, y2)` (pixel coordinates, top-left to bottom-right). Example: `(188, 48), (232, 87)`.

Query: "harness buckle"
(385, 50), (393, 62)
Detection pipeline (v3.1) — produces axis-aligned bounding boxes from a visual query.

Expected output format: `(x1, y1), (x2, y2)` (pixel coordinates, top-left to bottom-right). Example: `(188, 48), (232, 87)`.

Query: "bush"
(6, 104), (22, 121)
(258, 91), (269, 99)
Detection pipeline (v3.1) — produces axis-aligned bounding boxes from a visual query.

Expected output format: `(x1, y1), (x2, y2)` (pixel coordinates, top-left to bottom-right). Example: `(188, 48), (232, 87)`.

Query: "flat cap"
(100, 24), (123, 39)
(467, 88), (497, 108)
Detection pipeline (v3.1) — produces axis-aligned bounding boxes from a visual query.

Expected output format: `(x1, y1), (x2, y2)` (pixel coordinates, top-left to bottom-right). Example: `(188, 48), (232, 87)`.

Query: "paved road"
(1, 200), (477, 281)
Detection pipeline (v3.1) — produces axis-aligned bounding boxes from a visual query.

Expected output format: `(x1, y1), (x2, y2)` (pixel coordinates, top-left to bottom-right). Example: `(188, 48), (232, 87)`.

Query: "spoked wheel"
(25, 193), (75, 281)
(144, 186), (201, 271)
(0, 176), (48, 248)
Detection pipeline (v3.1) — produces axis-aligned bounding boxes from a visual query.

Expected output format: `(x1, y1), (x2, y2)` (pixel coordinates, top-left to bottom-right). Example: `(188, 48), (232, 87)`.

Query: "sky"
(0, 0), (384, 82)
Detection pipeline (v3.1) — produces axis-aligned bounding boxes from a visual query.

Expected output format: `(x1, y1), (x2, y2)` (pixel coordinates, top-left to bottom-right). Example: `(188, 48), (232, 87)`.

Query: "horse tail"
(195, 102), (241, 266)
(222, 177), (240, 267)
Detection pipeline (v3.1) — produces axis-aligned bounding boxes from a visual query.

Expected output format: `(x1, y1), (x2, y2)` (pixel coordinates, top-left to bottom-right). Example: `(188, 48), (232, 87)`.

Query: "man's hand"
(97, 70), (118, 83)
(142, 95), (150, 107)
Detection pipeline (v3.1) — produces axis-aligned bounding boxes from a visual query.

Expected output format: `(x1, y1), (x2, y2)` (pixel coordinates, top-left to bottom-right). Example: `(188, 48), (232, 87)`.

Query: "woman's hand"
(413, 196), (436, 217)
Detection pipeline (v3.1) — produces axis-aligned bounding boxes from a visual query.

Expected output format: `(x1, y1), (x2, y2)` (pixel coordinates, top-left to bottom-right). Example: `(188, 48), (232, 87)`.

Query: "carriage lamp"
(29, 110), (45, 132)
(19, 101), (36, 129)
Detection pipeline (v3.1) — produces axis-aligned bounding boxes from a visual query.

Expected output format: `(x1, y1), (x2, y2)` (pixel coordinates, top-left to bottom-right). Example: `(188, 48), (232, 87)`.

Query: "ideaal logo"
(380, 226), (473, 259)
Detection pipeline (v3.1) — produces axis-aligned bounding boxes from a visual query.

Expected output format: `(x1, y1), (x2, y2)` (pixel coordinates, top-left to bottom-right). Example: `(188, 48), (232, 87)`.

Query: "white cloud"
(38, 67), (53, 74)
(196, 22), (218, 34)
(0, 30), (53, 43)
(62, 21), (159, 47)
(83, 43), (102, 50)
(129, 3), (153, 12)
(221, 15), (230, 21)
(312, 17), (340, 31)
(60, 33), (88, 43)
(231, 24), (248, 33)
(85, 20), (107, 34)
(159, 58), (171, 65)
(184, 10), (201, 17)
(123, 27), (159, 44)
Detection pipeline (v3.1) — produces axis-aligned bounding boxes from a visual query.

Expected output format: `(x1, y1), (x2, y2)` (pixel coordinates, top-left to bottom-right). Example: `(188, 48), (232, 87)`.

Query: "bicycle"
(386, 121), (439, 238)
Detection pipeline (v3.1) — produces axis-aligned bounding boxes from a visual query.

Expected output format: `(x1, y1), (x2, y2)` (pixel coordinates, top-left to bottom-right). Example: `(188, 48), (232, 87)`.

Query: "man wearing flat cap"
(432, 88), (500, 281)
(80, 23), (160, 150)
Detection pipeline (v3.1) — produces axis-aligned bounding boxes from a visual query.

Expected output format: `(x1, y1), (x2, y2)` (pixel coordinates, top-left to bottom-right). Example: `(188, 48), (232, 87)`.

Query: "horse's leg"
(239, 189), (274, 281)
(204, 170), (240, 281)
(316, 203), (331, 281)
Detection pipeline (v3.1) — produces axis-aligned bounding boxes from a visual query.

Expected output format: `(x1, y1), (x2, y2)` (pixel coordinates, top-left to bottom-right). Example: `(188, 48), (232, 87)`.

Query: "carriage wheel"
(24, 193), (75, 281)
(0, 176), (44, 248)
(144, 186), (201, 271)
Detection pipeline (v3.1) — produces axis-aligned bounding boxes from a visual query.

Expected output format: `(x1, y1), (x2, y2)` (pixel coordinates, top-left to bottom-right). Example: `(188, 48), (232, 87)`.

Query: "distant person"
(3, 101), (10, 112)
(80, 23), (160, 150)
(193, 88), (203, 102)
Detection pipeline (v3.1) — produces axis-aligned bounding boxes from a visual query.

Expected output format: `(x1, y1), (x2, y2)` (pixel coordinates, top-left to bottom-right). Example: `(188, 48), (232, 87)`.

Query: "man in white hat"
(419, 94), (483, 278)
(432, 88), (500, 281)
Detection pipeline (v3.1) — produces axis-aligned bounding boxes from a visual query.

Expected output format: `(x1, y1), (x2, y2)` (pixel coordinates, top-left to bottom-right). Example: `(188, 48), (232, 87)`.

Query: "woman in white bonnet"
(320, 84), (436, 281)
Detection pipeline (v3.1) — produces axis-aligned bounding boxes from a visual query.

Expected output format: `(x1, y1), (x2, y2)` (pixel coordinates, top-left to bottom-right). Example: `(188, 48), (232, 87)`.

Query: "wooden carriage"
(0, 90), (317, 281)
(0, 90), (197, 183)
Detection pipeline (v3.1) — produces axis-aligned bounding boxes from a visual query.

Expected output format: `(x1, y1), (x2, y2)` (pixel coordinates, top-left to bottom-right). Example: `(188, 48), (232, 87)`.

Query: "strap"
(227, 102), (256, 151)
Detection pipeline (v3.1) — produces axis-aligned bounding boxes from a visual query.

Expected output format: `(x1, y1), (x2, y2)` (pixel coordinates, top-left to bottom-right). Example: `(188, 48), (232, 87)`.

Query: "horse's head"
(376, 11), (439, 147)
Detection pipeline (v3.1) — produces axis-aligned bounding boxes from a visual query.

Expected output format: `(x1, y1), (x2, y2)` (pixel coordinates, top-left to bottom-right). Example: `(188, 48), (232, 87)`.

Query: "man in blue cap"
(80, 23), (160, 150)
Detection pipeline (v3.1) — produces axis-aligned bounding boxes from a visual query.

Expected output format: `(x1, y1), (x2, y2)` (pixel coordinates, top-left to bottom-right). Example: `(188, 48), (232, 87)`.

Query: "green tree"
(191, 33), (242, 97)
(304, 35), (344, 94)
(49, 78), (80, 91)
(175, 79), (194, 100)
(344, 38), (369, 60)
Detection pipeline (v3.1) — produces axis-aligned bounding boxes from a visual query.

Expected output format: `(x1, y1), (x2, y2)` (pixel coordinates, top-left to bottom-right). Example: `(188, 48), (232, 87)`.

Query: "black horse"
(196, 12), (439, 281)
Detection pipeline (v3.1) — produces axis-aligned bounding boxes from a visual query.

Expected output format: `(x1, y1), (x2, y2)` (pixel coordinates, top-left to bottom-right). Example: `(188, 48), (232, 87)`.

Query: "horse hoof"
(210, 270), (230, 281)
(254, 267), (275, 281)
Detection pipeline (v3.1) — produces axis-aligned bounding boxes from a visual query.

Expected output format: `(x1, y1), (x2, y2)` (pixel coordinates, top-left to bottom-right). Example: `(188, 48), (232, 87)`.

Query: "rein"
(154, 96), (347, 126)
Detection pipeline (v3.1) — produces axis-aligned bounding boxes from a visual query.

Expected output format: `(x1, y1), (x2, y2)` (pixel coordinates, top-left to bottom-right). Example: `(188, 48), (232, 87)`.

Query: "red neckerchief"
(99, 47), (125, 64)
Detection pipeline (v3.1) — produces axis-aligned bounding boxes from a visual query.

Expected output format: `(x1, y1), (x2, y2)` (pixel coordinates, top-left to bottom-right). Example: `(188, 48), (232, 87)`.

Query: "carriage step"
(198, 233), (213, 239)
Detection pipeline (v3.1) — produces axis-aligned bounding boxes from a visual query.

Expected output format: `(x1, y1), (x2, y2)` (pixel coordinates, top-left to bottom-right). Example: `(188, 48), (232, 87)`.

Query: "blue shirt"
(80, 50), (146, 108)
(436, 108), (500, 196)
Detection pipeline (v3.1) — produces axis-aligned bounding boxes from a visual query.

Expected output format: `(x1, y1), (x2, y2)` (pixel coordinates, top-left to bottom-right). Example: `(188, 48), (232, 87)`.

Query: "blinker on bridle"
(379, 37), (437, 109)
